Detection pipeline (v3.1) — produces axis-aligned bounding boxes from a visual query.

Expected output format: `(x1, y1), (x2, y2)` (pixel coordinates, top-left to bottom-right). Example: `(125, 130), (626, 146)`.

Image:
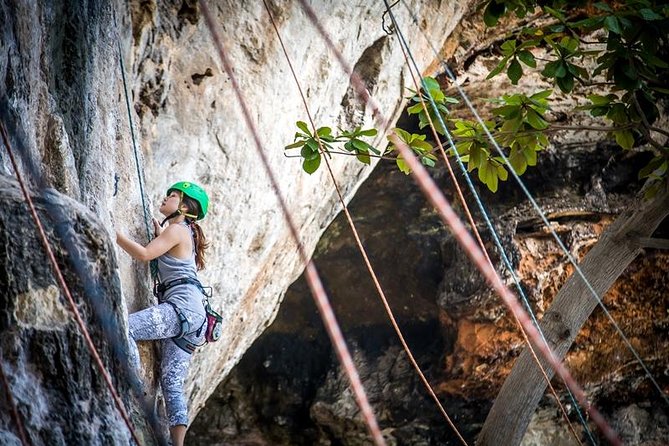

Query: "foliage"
(286, 1), (669, 197)
(284, 121), (378, 174)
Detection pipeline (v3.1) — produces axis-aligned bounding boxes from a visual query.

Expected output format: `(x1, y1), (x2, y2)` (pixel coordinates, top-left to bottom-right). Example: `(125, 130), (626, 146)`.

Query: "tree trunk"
(478, 183), (669, 446)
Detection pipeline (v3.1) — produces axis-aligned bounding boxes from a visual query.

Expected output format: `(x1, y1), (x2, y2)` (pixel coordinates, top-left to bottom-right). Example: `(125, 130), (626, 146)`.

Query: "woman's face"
(159, 191), (181, 216)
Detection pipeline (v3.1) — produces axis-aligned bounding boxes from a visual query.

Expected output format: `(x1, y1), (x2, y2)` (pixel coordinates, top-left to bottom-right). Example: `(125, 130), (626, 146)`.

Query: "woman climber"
(116, 181), (210, 446)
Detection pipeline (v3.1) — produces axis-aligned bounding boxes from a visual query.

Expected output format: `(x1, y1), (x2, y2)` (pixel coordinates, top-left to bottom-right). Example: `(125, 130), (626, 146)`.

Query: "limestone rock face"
(0, 175), (141, 445)
(0, 0), (473, 441)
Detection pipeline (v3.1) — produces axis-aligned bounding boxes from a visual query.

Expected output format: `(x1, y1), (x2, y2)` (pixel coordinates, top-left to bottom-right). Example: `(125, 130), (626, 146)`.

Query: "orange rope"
(0, 122), (142, 445)
(394, 34), (583, 446)
(198, 2), (386, 444)
(261, 1), (468, 444)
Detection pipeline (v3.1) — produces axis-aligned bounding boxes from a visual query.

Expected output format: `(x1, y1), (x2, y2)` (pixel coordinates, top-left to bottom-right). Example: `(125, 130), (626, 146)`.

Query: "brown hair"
(182, 196), (210, 270)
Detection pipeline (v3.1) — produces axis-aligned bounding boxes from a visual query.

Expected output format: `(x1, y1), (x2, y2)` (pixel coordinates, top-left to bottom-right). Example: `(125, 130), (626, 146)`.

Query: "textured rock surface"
(0, 0), (473, 439)
(0, 175), (143, 445)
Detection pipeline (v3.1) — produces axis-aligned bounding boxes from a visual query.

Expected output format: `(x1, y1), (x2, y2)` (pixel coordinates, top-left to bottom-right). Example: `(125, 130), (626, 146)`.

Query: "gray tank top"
(157, 222), (206, 319)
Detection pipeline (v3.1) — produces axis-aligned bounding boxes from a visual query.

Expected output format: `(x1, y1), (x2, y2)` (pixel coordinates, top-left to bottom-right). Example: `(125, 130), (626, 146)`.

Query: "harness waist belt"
(154, 277), (205, 297)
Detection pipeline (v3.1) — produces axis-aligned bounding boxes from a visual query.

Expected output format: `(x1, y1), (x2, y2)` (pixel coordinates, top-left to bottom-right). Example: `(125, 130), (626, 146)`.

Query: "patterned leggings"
(127, 303), (205, 427)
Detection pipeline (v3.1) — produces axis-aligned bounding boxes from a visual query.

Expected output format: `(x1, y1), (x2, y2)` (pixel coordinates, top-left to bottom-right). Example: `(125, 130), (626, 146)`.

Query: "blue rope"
(384, 2), (598, 443)
(115, 25), (159, 280)
(397, 0), (669, 411)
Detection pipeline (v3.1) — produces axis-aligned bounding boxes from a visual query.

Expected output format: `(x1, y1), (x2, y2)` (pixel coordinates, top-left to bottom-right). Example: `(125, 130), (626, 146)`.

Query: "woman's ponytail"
(190, 221), (209, 270)
(182, 196), (210, 270)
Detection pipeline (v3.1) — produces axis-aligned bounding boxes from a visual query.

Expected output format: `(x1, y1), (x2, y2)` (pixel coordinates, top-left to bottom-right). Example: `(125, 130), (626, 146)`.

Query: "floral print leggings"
(127, 303), (205, 427)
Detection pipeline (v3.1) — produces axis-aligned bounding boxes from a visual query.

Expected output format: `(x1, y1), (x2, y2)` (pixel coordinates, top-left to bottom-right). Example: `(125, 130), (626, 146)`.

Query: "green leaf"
(526, 108), (549, 130)
(613, 129), (635, 150)
(588, 94), (612, 106)
(638, 157), (665, 179)
(296, 121), (311, 136)
(606, 103), (628, 124)
(394, 127), (412, 143)
(359, 128), (378, 137)
(305, 138), (320, 153)
(396, 156), (411, 174)
(351, 139), (371, 153)
(301, 144), (319, 160)
(507, 59), (523, 84)
(487, 56), (511, 79)
(604, 16), (622, 34)
(303, 153), (321, 174)
(500, 40), (517, 55)
(407, 103), (423, 115)
(556, 74), (574, 93)
(517, 50), (537, 68)
(509, 146), (528, 174)
(650, 86), (669, 95)
(493, 104), (521, 119)
(530, 90), (553, 101)
(483, 1), (506, 27)
(481, 160), (499, 192)
(456, 140), (474, 156)
(284, 141), (305, 150)
(421, 155), (436, 167)
(317, 127), (332, 137)
(356, 153), (371, 164)
(541, 60), (561, 78)
(470, 144), (483, 170)
(638, 8), (663, 21)
(524, 145), (537, 166)
(411, 139), (433, 153)
(497, 164), (509, 181)
(421, 76), (440, 92)
(590, 106), (610, 117)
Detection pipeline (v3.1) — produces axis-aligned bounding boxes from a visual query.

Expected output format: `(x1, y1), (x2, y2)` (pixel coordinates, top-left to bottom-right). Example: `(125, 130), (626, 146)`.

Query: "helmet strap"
(160, 210), (181, 227)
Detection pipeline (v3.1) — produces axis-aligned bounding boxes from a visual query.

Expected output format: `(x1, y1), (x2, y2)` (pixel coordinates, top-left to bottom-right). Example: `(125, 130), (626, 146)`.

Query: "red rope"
(261, 1), (469, 444)
(0, 122), (143, 445)
(295, 1), (621, 444)
(0, 354), (31, 446)
(394, 33), (583, 446)
(198, 2), (386, 445)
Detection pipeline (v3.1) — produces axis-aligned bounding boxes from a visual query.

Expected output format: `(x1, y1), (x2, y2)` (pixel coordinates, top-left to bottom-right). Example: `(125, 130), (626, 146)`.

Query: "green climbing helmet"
(167, 181), (209, 220)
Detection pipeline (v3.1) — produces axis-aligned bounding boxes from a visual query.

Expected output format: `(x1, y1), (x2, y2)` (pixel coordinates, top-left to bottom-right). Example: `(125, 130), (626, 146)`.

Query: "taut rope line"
(0, 122), (143, 445)
(386, 5), (588, 444)
(198, 2), (386, 445)
(295, 1), (621, 443)
(399, 0), (669, 409)
(261, 1), (468, 444)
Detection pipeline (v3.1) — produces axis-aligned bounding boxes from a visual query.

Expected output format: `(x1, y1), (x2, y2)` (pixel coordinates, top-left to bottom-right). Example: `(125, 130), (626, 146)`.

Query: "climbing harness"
(154, 276), (222, 354)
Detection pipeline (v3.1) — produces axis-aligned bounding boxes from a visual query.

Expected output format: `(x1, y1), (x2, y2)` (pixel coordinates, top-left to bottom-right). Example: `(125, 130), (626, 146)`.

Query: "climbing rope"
(261, 1), (468, 444)
(398, 0), (669, 410)
(115, 17), (159, 280)
(0, 122), (143, 446)
(0, 353), (31, 446)
(198, 2), (386, 445)
(385, 5), (589, 444)
(294, 1), (622, 443)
